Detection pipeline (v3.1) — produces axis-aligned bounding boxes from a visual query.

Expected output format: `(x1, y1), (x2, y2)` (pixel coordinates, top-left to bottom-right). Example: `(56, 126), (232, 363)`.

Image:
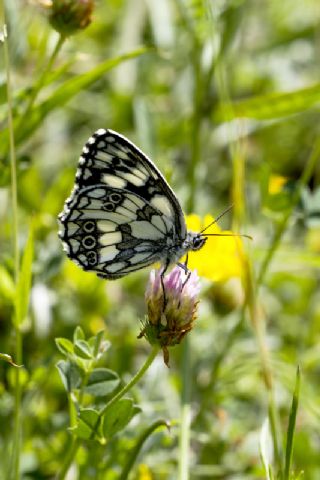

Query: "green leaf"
(284, 366), (301, 480)
(14, 227), (34, 327)
(102, 398), (138, 438)
(73, 326), (85, 343)
(56, 360), (83, 392)
(0, 47), (149, 155)
(84, 368), (120, 397)
(0, 265), (15, 303)
(74, 340), (93, 360)
(73, 408), (102, 441)
(217, 82), (320, 121)
(88, 330), (109, 358)
(55, 338), (75, 356)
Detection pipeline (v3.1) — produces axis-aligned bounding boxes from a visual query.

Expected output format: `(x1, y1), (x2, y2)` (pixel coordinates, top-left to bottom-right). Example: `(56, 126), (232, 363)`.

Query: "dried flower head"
(48, 0), (94, 36)
(140, 266), (200, 366)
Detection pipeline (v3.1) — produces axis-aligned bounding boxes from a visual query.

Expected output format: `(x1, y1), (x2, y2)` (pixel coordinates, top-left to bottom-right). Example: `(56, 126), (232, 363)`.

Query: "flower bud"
(49, 0), (94, 36)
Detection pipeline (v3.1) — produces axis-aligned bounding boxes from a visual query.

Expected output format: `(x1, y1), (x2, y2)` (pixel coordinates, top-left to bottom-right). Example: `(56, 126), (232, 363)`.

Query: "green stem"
(246, 260), (282, 475)
(257, 137), (320, 288)
(178, 338), (191, 480)
(119, 419), (169, 480)
(284, 366), (301, 480)
(1, 8), (22, 479)
(186, 53), (203, 213)
(56, 438), (81, 480)
(57, 346), (159, 479)
(100, 345), (159, 416)
(18, 33), (65, 129)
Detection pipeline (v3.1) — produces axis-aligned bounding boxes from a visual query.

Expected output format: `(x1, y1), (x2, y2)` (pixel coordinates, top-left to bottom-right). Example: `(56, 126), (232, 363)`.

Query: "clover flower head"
(141, 266), (200, 366)
(48, 0), (94, 36)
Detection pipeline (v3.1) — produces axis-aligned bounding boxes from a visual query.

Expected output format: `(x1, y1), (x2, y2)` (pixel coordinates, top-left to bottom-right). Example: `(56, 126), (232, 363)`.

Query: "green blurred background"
(1, 0), (320, 478)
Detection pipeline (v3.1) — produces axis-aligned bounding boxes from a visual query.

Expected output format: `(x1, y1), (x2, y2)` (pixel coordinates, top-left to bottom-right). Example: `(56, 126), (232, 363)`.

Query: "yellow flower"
(184, 214), (245, 282)
(137, 464), (153, 480)
(268, 175), (288, 195)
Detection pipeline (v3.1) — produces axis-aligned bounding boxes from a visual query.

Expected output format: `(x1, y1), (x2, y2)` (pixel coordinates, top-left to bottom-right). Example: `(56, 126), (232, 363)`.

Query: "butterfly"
(58, 129), (214, 280)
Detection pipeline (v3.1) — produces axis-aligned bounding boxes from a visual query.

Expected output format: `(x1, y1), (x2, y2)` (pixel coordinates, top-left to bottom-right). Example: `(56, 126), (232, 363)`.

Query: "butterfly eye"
(192, 236), (205, 251)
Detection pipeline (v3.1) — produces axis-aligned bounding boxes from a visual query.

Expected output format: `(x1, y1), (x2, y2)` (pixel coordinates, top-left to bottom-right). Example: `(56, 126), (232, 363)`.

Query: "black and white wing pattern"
(58, 129), (187, 279)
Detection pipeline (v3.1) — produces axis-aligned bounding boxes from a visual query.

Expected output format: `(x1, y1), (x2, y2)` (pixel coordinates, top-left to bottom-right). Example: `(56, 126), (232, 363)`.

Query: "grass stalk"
(284, 366), (301, 480)
(257, 136), (320, 288)
(18, 33), (66, 128)
(1, 8), (22, 478)
(245, 258), (282, 475)
(178, 338), (191, 480)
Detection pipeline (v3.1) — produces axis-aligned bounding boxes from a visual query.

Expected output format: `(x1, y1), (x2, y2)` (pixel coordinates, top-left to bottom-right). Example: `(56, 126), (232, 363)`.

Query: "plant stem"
(57, 346), (159, 479)
(56, 438), (81, 480)
(1, 8), (22, 479)
(18, 33), (65, 128)
(284, 366), (301, 480)
(101, 345), (159, 415)
(186, 51), (203, 213)
(245, 258), (282, 475)
(178, 337), (191, 480)
(257, 137), (320, 288)
(120, 419), (169, 480)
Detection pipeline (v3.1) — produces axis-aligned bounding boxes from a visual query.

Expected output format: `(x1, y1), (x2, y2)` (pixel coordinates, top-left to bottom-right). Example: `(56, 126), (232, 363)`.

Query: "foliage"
(1, 0), (320, 478)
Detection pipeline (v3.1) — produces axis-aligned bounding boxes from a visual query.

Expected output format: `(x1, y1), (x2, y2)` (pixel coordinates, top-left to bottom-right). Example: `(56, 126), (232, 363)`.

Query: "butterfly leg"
(160, 260), (170, 310)
(177, 254), (191, 290)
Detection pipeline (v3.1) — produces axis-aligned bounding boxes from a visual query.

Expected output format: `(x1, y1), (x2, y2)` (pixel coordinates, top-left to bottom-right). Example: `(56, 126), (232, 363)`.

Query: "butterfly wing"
(59, 129), (186, 279)
(67, 129), (186, 239)
(59, 185), (177, 279)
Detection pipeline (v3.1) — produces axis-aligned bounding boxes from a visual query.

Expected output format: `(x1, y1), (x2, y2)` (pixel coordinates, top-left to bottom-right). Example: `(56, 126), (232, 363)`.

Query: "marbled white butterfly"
(58, 129), (211, 279)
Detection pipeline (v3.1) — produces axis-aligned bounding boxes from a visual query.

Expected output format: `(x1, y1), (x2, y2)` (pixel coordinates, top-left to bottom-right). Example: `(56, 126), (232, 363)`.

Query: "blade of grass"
(18, 34), (66, 127)
(119, 420), (170, 480)
(14, 226), (34, 327)
(1, 4), (22, 478)
(216, 82), (320, 121)
(0, 46), (150, 155)
(284, 366), (301, 480)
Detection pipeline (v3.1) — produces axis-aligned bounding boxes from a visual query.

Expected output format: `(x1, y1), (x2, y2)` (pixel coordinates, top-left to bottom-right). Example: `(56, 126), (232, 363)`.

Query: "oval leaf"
(56, 359), (83, 392)
(103, 398), (138, 438)
(74, 340), (93, 360)
(84, 368), (120, 397)
(73, 408), (101, 441)
(55, 337), (74, 356)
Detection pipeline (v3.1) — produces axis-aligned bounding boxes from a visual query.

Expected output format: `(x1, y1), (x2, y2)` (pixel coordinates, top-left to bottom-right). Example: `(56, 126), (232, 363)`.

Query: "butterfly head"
(186, 232), (207, 252)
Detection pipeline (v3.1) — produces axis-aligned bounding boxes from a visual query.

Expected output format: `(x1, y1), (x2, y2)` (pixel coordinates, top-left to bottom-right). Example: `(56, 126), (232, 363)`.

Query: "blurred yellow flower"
(137, 464), (153, 480)
(268, 175), (288, 195)
(184, 214), (245, 282)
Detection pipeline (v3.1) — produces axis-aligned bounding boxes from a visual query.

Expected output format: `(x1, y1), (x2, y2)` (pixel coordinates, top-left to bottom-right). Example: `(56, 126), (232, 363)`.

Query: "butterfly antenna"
(203, 233), (252, 240)
(200, 205), (234, 234)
